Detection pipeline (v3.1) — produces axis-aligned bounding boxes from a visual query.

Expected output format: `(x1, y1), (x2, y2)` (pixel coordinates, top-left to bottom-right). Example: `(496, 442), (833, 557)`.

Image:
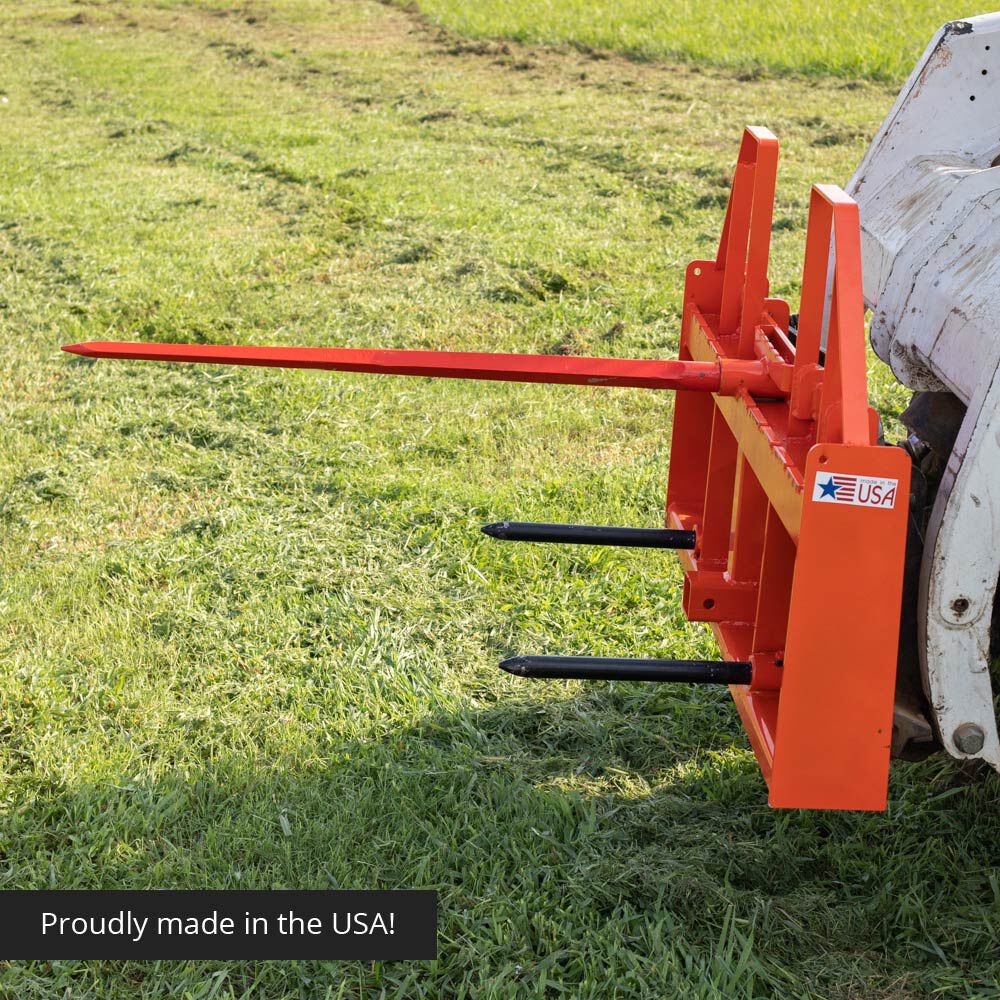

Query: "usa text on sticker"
(812, 473), (898, 509)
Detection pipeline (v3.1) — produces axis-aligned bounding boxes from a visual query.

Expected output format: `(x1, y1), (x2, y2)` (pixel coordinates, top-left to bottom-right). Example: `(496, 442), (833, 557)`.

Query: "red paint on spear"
(62, 342), (779, 397)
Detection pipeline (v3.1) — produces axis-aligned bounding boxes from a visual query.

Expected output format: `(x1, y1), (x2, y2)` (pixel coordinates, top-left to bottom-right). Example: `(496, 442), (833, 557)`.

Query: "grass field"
(402, 0), (982, 80)
(1, 1), (999, 997)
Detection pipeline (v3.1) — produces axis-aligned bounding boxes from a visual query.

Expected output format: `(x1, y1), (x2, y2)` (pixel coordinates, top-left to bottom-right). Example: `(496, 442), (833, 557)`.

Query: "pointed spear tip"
(62, 342), (96, 357)
(480, 521), (510, 539)
(499, 655), (529, 676)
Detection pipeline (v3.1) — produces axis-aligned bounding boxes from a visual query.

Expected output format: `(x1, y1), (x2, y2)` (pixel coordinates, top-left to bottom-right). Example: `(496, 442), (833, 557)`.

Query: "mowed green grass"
(403, 0), (983, 80)
(0, 1), (998, 997)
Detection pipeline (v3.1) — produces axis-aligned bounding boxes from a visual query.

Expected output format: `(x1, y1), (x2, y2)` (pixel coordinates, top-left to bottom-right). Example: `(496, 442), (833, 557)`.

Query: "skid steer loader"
(64, 14), (1000, 810)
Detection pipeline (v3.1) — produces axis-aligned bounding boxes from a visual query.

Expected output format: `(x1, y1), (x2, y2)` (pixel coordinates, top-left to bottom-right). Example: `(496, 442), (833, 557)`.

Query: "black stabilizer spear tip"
(499, 655), (529, 676)
(499, 654), (752, 685)
(480, 521), (696, 550)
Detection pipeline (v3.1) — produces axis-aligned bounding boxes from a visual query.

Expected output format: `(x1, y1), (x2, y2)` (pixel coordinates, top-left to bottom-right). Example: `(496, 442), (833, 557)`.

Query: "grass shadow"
(2, 690), (1000, 998)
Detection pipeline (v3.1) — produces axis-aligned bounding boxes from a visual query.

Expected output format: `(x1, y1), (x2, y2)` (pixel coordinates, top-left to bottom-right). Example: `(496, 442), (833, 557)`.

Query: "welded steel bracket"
(667, 131), (909, 809)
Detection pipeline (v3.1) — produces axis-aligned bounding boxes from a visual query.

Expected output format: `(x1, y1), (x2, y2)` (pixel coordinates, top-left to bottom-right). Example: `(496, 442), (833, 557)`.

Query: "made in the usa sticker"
(812, 472), (898, 509)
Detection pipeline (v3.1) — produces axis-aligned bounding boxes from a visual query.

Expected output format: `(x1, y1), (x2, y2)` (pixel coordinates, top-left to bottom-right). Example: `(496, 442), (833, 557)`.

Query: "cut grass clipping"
(0, 1), (997, 998)
(403, 0), (981, 80)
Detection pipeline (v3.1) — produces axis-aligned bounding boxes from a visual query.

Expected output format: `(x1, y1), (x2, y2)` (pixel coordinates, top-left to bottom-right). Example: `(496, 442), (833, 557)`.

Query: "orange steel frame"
(65, 127), (912, 811)
(666, 127), (910, 810)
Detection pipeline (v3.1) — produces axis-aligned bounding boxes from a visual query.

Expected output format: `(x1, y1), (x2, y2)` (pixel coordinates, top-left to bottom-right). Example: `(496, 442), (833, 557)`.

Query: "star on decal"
(819, 476), (839, 499)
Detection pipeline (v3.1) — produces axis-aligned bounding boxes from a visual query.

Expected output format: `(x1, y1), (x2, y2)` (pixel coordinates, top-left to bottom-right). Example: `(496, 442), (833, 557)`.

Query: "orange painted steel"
(666, 130), (909, 810)
(62, 342), (779, 397)
(64, 127), (911, 811)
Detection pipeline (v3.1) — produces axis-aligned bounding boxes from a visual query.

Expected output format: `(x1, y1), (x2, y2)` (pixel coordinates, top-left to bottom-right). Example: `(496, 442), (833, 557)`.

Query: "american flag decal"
(812, 472), (898, 509)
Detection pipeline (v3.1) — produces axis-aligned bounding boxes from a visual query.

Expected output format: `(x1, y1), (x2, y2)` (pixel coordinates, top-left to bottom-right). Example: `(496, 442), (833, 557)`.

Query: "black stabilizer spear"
(482, 521), (696, 549)
(500, 655), (752, 685)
